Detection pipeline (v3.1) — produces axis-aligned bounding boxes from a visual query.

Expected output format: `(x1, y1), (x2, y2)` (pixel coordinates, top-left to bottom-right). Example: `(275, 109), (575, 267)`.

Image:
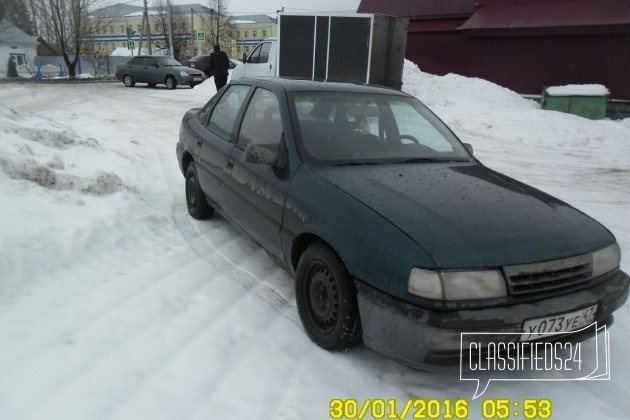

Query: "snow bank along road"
(0, 73), (629, 420)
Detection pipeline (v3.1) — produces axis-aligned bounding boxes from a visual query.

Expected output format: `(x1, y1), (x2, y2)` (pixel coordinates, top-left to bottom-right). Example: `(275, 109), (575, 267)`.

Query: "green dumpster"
(541, 84), (609, 120)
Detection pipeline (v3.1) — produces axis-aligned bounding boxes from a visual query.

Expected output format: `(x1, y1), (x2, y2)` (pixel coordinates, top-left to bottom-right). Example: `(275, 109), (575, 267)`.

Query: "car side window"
(247, 43), (271, 64)
(130, 57), (143, 65)
(145, 58), (157, 67)
(248, 44), (262, 63)
(207, 84), (251, 140)
(237, 88), (282, 149)
(258, 42), (271, 64)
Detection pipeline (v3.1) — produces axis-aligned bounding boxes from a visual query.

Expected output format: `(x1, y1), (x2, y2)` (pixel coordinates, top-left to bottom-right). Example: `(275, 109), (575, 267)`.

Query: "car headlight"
(592, 243), (620, 277)
(408, 268), (507, 300)
(180, 71), (189, 76)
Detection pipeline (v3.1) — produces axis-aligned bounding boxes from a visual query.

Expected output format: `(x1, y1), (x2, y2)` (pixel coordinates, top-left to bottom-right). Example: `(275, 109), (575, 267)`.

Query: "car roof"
(236, 77), (409, 96)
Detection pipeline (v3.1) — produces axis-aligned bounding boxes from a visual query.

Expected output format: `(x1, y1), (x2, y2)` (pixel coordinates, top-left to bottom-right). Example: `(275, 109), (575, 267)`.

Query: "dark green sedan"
(176, 78), (628, 368)
(115, 55), (205, 89)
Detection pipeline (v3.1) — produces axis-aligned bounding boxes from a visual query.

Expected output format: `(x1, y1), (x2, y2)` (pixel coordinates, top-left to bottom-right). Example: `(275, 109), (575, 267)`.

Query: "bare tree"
(1, 0), (35, 34)
(152, 0), (192, 60)
(82, 42), (107, 76)
(203, 0), (232, 49)
(32, 0), (113, 78)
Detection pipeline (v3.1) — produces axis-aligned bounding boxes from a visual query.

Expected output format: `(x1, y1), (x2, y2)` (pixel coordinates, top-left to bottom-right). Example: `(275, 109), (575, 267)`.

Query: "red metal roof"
(460, 0), (630, 30)
(357, 0), (476, 19)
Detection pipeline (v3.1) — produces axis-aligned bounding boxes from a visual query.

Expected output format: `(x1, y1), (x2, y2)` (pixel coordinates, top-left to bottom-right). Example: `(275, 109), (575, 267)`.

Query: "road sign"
(195, 31), (206, 42)
(127, 40), (136, 50)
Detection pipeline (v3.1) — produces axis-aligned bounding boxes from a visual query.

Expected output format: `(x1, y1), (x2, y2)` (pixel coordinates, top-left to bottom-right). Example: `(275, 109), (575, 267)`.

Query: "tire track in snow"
(149, 133), (300, 328)
(103, 273), (295, 420)
(171, 202), (299, 327)
(0, 255), (218, 417)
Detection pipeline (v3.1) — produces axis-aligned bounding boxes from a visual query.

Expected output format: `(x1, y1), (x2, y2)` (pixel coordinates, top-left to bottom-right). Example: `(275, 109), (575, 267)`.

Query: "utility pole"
(137, 0), (152, 55)
(190, 8), (195, 58)
(166, 0), (175, 57)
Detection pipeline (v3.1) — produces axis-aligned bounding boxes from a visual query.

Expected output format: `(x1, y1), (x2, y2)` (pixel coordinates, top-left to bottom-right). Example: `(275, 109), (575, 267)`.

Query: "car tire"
(165, 76), (177, 90)
(123, 75), (135, 87)
(296, 243), (362, 351)
(185, 162), (213, 220)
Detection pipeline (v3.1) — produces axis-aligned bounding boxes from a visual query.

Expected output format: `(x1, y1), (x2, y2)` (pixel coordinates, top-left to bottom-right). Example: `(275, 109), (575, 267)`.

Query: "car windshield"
(155, 57), (182, 67)
(290, 92), (472, 165)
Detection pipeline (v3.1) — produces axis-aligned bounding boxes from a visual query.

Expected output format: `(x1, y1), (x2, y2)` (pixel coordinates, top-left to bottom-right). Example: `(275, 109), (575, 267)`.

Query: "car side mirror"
(463, 142), (474, 155)
(245, 135), (288, 169)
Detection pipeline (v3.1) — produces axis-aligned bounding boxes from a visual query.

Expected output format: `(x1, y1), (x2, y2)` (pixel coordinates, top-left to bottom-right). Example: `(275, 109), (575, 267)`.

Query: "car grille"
(503, 253), (593, 296)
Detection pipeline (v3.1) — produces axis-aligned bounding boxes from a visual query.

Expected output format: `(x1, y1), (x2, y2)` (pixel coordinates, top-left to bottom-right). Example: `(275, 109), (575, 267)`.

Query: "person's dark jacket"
(208, 50), (229, 77)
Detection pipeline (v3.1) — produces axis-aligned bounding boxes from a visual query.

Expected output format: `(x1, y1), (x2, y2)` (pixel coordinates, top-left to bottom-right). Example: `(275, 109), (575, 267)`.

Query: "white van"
(231, 13), (407, 89)
(230, 39), (277, 80)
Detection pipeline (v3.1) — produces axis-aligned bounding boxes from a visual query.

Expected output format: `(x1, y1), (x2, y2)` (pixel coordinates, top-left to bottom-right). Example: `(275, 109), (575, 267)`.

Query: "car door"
(126, 57), (144, 80)
(193, 84), (252, 208)
(221, 86), (291, 256)
(243, 42), (274, 78)
(143, 57), (161, 84)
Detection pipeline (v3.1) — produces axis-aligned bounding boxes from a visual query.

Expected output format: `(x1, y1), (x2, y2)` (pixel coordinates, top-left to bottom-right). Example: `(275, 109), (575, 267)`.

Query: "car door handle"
(226, 158), (234, 169)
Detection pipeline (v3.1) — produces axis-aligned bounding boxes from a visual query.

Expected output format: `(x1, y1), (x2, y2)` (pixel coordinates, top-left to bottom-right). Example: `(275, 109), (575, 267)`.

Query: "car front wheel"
(165, 76), (177, 90)
(185, 162), (213, 219)
(123, 75), (135, 87)
(296, 244), (362, 351)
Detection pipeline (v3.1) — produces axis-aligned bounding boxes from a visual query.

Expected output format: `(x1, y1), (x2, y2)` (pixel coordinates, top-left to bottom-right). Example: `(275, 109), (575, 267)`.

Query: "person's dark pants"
(214, 74), (228, 91)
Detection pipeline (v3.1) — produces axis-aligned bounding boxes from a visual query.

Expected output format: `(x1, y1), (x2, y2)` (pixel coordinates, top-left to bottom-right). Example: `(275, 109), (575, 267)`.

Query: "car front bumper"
(179, 75), (204, 85)
(355, 269), (629, 370)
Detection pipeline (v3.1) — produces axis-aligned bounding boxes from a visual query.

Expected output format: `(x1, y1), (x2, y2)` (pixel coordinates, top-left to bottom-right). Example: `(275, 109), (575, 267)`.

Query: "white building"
(0, 19), (38, 77)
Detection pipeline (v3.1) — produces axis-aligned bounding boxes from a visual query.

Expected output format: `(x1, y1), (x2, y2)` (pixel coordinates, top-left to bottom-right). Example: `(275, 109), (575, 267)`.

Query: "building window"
(137, 25), (141, 32)
(237, 31), (240, 38)
(155, 24), (159, 32)
(262, 30), (267, 37)
(245, 46), (249, 53)
(237, 47), (241, 53)
(110, 27), (114, 34)
(253, 30), (257, 37)
(10, 53), (26, 65)
(112, 43), (115, 49)
(244, 31), (248, 38)
(121, 25), (124, 32)
(122, 42), (126, 47)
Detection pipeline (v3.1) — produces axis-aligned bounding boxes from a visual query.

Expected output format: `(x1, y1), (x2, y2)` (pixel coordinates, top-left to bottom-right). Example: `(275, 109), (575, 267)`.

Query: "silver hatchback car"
(115, 55), (205, 89)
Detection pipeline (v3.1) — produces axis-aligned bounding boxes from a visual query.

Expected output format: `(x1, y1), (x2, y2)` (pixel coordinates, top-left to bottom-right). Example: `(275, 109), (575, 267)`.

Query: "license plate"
(194, 77), (202, 81)
(520, 304), (597, 341)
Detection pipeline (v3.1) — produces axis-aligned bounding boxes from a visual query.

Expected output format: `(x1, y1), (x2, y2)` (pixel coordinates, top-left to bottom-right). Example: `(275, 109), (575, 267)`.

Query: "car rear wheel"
(123, 75), (135, 87)
(165, 76), (177, 90)
(185, 162), (213, 219)
(296, 244), (362, 351)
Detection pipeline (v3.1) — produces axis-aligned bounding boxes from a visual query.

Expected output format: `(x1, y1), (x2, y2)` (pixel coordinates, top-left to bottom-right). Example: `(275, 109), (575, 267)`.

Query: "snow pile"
(0, 105), (126, 195)
(547, 84), (610, 96)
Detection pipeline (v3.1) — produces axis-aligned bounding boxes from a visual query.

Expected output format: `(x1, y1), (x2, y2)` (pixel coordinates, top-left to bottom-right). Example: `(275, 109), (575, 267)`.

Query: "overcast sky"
(148, 0), (362, 15)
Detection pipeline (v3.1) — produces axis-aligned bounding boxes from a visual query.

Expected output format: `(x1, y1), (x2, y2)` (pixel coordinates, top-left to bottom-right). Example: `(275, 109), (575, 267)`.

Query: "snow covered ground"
(0, 63), (629, 419)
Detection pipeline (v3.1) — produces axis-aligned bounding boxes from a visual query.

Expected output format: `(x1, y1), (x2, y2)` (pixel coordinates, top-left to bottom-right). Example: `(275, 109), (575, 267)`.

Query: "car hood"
(312, 163), (614, 268)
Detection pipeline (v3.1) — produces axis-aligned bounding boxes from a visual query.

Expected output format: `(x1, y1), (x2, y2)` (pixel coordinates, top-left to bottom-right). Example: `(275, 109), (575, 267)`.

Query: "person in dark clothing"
(7, 58), (18, 78)
(208, 44), (230, 91)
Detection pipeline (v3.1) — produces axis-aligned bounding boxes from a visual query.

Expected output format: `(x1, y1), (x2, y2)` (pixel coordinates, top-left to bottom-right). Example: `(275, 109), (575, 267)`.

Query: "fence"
(33, 55), (132, 78)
